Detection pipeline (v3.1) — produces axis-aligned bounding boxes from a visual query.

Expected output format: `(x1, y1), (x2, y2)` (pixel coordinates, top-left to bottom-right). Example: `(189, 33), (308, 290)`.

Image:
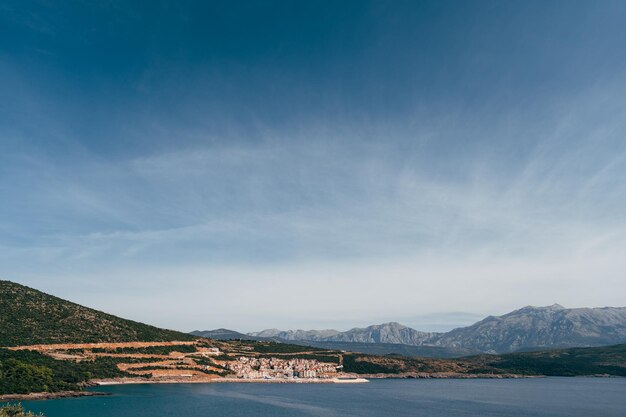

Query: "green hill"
(485, 343), (626, 376)
(0, 348), (126, 395)
(0, 280), (194, 346)
(341, 343), (626, 376)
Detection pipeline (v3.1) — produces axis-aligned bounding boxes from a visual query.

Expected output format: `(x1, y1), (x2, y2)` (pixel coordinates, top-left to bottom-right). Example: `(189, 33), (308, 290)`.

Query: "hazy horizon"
(2, 1), (626, 331)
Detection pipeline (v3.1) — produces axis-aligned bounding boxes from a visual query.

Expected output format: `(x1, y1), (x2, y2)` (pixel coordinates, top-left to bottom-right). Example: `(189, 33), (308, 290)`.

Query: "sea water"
(19, 378), (626, 417)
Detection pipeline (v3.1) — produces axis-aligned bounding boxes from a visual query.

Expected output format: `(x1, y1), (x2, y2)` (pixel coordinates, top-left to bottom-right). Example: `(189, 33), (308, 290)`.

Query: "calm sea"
(18, 378), (626, 417)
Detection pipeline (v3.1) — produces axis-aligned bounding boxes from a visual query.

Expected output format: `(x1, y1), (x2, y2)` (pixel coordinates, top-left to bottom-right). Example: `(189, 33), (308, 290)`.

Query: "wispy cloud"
(3, 82), (626, 330)
(2, 1), (626, 330)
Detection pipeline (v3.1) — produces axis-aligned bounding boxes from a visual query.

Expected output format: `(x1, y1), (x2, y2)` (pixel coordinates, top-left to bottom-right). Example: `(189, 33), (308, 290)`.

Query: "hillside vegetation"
(342, 344), (626, 376)
(0, 281), (194, 346)
(486, 343), (626, 376)
(0, 348), (126, 395)
(0, 404), (43, 417)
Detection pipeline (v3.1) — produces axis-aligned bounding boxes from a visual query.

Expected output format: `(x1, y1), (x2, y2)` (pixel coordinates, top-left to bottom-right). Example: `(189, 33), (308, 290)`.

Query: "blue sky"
(1, 1), (626, 332)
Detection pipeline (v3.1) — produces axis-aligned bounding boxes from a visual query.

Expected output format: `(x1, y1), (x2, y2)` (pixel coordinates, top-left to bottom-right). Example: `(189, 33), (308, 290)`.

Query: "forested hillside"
(0, 281), (194, 346)
(342, 344), (626, 376)
(0, 348), (125, 395)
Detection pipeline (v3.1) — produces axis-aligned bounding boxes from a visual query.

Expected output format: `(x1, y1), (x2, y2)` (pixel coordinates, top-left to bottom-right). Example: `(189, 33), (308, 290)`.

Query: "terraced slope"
(0, 280), (194, 346)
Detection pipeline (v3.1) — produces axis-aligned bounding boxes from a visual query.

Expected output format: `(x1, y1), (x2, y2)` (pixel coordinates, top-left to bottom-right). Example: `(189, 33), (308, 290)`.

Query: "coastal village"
(225, 356), (339, 379)
(6, 339), (353, 384)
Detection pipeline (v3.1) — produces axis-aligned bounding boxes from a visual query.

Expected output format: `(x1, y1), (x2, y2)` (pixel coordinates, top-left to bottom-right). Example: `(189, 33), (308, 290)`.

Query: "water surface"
(21, 378), (626, 417)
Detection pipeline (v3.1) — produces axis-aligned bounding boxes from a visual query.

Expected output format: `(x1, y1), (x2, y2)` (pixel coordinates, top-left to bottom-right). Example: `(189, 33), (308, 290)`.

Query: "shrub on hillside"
(0, 404), (43, 417)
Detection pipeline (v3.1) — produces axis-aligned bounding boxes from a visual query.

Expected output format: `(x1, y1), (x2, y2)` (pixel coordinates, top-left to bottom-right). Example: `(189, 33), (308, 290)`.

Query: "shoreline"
(360, 372), (537, 379)
(3, 374), (616, 402)
(91, 376), (370, 386)
(89, 372), (533, 387)
(0, 391), (109, 402)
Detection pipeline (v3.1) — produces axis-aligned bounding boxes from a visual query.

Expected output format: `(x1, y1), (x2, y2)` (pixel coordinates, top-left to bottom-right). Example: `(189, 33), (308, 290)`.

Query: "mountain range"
(193, 304), (626, 355)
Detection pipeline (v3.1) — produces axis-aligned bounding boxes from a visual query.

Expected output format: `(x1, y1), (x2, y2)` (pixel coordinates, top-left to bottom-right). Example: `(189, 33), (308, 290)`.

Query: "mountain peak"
(365, 322), (407, 330)
(514, 304), (566, 313)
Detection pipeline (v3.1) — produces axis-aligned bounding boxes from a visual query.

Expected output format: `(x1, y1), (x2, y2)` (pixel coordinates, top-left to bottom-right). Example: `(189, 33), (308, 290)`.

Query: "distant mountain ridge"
(431, 304), (626, 353)
(191, 328), (267, 341)
(251, 322), (436, 345)
(202, 304), (626, 354)
(191, 328), (475, 358)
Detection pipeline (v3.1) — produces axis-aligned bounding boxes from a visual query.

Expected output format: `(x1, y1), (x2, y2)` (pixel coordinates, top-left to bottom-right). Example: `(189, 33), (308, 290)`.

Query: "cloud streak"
(1, 1), (626, 330)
